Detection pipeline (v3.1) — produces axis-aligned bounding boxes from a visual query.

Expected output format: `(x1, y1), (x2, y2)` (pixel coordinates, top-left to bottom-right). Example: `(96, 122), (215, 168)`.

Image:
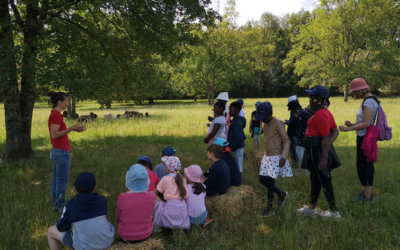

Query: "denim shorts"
(62, 231), (74, 249)
(189, 210), (208, 225)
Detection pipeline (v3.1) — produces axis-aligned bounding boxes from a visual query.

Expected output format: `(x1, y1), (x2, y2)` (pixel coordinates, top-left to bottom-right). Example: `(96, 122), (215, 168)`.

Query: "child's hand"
(345, 120), (352, 127)
(207, 123), (211, 127)
(201, 175), (205, 184)
(208, 116), (214, 122)
(279, 158), (286, 167)
(204, 138), (209, 143)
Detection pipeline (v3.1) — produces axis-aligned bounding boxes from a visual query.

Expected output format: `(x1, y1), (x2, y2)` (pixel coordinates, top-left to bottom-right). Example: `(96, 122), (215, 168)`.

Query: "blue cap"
(126, 164), (150, 192)
(75, 172), (96, 193)
(138, 155), (152, 164)
(255, 101), (273, 121)
(305, 85), (330, 99)
(255, 101), (262, 105)
(162, 146), (177, 156)
(236, 99), (244, 104)
(214, 138), (230, 147)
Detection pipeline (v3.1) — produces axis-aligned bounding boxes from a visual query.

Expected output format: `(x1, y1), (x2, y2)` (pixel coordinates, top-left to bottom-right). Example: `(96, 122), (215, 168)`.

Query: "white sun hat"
(288, 95), (298, 104)
(215, 92), (230, 102)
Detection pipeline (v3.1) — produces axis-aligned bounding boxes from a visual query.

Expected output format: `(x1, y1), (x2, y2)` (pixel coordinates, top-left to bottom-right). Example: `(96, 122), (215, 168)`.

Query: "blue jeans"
(50, 148), (71, 209)
(233, 147), (244, 173)
(189, 210), (208, 225)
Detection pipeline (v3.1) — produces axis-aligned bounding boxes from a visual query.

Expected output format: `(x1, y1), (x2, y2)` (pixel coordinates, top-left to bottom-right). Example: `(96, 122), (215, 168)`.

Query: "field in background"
(0, 97), (399, 249)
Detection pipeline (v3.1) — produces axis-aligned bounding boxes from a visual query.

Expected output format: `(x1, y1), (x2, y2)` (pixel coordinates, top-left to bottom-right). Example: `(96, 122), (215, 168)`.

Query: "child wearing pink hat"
(184, 165), (212, 227)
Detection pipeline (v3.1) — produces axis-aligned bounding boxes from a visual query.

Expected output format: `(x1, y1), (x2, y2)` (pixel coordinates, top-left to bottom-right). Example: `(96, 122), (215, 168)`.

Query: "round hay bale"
(205, 185), (256, 218)
(107, 238), (164, 250)
(253, 150), (265, 168)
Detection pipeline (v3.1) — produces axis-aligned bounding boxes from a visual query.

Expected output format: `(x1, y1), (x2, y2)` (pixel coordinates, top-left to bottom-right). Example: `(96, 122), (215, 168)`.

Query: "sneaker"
(318, 210), (342, 219)
(261, 207), (275, 217)
(277, 191), (288, 208)
(296, 205), (318, 217)
(353, 193), (374, 203)
(153, 225), (163, 233)
(203, 218), (213, 228)
(353, 191), (364, 196)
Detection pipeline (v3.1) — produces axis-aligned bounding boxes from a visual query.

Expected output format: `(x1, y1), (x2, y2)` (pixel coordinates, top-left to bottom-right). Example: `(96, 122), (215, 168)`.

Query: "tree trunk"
(106, 99), (112, 109)
(67, 101), (72, 119)
(148, 97), (154, 105)
(344, 85), (349, 102)
(71, 93), (76, 117)
(1, 2), (38, 160)
(207, 87), (211, 106)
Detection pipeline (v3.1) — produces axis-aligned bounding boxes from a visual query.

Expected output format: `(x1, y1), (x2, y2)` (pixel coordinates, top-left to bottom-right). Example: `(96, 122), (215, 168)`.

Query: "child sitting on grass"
(255, 102), (292, 217)
(204, 102), (226, 145)
(184, 165), (213, 227)
(213, 138), (242, 186)
(116, 164), (156, 244)
(204, 144), (231, 196)
(154, 146), (178, 180)
(47, 172), (114, 250)
(137, 155), (159, 192)
(153, 156), (190, 231)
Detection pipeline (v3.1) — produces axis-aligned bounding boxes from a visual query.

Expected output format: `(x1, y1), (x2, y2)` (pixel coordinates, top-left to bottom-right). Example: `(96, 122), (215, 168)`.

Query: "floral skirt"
(259, 155), (293, 179)
(153, 199), (190, 229)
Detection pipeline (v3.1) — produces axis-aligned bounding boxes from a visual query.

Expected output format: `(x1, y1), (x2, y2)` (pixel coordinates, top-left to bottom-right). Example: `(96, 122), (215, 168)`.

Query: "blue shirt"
(204, 159), (231, 196)
(221, 153), (242, 186)
(154, 163), (168, 180)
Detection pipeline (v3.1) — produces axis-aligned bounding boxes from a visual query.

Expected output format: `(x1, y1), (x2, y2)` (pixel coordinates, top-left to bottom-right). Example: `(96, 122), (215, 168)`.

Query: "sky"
(210, 0), (318, 26)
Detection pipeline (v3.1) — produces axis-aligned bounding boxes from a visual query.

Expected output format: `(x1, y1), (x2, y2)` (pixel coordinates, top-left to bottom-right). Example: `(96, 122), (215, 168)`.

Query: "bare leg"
(47, 225), (63, 250)
(364, 186), (372, 198)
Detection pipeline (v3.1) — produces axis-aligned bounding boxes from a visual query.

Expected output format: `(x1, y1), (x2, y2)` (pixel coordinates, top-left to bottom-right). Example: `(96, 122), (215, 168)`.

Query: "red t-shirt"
(48, 110), (71, 151)
(305, 109), (337, 137)
(147, 169), (160, 192)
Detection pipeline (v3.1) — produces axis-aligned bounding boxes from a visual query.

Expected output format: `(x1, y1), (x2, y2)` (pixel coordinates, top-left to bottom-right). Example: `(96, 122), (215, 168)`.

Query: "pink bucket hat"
(350, 78), (370, 92)
(161, 156), (181, 172)
(184, 165), (203, 183)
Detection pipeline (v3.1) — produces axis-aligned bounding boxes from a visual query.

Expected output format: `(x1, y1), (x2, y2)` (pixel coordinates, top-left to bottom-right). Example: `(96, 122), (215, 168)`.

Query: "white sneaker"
(153, 225), (163, 233)
(319, 210), (341, 219)
(296, 205), (318, 217)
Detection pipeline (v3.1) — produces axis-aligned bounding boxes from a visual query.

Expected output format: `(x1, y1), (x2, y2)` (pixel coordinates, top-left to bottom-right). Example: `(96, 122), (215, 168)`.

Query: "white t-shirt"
(239, 109), (245, 117)
(208, 116), (226, 138)
(356, 98), (379, 136)
(186, 184), (207, 218)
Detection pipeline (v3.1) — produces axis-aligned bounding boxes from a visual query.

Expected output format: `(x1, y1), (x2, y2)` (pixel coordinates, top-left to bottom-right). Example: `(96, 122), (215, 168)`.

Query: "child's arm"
(277, 121), (291, 166)
(249, 119), (253, 133)
(204, 123), (221, 143)
(204, 166), (216, 190)
(228, 122), (242, 151)
(56, 207), (72, 232)
(258, 121), (263, 135)
(153, 188), (160, 195)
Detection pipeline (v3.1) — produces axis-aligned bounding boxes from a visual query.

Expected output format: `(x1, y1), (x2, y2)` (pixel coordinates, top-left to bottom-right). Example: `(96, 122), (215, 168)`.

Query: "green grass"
(0, 97), (399, 250)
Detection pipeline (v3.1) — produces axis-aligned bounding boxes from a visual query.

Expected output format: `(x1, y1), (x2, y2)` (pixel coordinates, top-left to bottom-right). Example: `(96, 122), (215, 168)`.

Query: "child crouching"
(184, 165), (212, 227)
(153, 156), (190, 231)
(47, 172), (115, 250)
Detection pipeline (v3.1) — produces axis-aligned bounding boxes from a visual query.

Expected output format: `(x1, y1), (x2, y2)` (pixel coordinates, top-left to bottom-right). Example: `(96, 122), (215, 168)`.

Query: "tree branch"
(9, 0), (23, 27)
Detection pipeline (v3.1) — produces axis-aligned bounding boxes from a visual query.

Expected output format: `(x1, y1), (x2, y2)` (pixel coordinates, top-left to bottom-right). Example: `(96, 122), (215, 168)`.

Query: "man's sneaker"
(277, 191), (288, 208)
(153, 225), (163, 233)
(318, 210), (342, 219)
(261, 207), (275, 217)
(296, 205), (318, 217)
(203, 218), (213, 228)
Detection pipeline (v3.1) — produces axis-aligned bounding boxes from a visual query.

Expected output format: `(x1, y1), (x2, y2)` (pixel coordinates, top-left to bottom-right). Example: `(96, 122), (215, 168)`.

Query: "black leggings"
(308, 146), (336, 211)
(357, 136), (375, 186)
(259, 175), (282, 206)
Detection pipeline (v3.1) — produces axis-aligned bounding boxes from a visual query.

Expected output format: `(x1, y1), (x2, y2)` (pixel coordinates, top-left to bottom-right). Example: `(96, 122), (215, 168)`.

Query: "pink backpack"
(362, 96), (392, 141)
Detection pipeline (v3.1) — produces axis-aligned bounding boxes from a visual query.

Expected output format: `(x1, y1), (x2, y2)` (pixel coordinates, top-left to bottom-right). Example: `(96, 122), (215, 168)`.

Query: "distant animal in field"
(78, 112), (98, 123)
(123, 111), (143, 118)
(63, 111), (79, 119)
(145, 112), (149, 117)
(104, 113), (113, 120)
(114, 114), (121, 119)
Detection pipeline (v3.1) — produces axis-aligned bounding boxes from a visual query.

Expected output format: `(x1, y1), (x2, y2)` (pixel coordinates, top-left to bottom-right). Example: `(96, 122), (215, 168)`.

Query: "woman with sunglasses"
(296, 86), (341, 219)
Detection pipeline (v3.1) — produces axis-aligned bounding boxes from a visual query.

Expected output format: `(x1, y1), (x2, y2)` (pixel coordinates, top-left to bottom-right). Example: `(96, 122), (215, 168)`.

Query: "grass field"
(0, 97), (399, 250)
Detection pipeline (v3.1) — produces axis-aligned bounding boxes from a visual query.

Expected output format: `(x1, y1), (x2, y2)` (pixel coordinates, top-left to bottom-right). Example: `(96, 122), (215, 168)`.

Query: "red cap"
(350, 78), (370, 92)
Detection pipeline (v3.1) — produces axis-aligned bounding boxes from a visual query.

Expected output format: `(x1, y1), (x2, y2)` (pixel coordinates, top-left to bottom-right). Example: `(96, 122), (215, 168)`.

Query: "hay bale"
(205, 185), (256, 218)
(107, 238), (164, 250)
(104, 113), (113, 120)
(253, 150), (265, 168)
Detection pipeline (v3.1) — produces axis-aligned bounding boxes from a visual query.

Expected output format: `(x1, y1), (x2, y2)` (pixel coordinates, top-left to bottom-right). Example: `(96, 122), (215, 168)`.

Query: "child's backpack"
(362, 96), (392, 141)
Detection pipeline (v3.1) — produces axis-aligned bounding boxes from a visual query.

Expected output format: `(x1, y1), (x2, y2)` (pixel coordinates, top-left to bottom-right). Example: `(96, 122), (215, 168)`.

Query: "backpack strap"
(362, 96), (380, 110)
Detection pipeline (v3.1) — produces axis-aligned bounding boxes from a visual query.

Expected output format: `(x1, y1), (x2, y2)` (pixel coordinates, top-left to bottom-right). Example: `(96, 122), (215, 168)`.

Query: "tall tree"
(0, 0), (217, 160)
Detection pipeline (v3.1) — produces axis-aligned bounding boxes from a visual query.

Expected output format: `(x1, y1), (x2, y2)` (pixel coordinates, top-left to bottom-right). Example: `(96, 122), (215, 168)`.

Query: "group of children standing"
(47, 143), (243, 250)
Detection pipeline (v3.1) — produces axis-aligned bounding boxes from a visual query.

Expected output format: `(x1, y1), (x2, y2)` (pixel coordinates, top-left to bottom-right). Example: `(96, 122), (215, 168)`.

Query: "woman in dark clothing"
(296, 86), (341, 219)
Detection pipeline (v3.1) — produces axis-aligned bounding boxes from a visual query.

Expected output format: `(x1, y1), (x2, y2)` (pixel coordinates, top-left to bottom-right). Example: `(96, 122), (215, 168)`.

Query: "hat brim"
(255, 113), (267, 121)
(350, 86), (370, 92)
(126, 178), (150, 193)
(305, 89), (315, 95)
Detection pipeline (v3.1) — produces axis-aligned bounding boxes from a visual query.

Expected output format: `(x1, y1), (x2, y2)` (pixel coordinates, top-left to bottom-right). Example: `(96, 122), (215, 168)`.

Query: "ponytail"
(192, 182), (206, 195)
(48, 91), (68, 109)
(174, 173), (187, 200)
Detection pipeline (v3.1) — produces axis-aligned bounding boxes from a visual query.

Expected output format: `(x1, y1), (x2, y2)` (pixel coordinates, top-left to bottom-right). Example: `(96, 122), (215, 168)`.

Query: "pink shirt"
(116, 192), (156, 241)
(186, 184), (207, 218)
(157, 175), (189, 200)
